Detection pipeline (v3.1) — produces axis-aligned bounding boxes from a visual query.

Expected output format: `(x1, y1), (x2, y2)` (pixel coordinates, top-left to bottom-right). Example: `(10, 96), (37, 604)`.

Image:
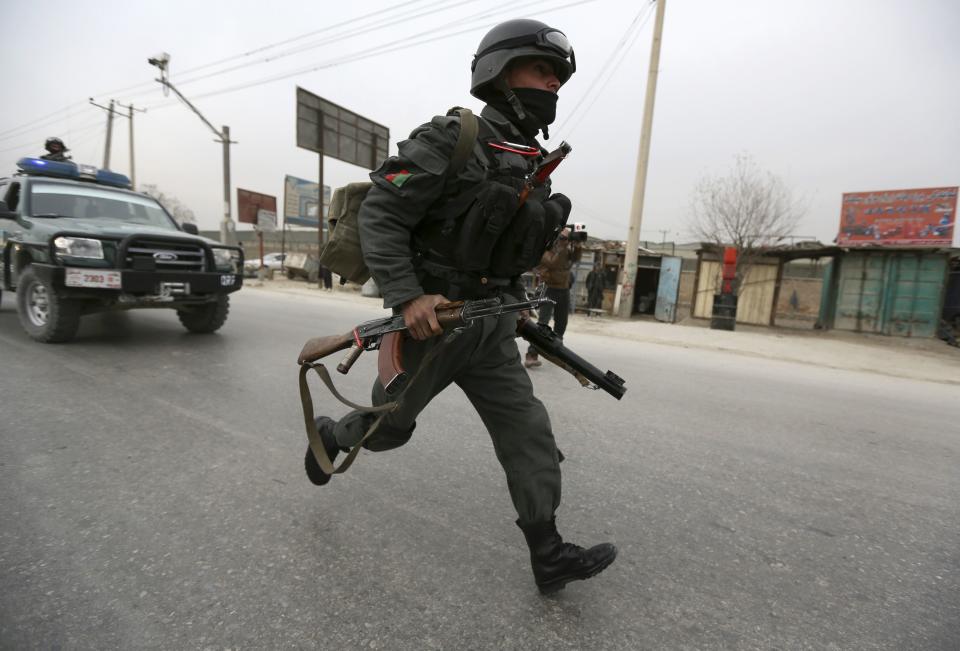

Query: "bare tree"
(687, 153), (805, 292)
(140, 184), (197, 227)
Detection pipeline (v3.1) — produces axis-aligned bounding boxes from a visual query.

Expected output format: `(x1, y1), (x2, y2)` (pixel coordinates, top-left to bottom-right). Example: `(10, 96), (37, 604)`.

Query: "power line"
(144, 0), (599, 110)
(126, 0), (551, 107)
(554, 1), (654, 134)
(0, 119), (103, 155)
(0, 102), (90, 143)
(2, 0), (465, 142)
(555, 1), (655, 136)
(149, 0), (491, 94)
(560, 14), (650, 138)
(5, 0), (598, 152)
(96, 0), (442, 100)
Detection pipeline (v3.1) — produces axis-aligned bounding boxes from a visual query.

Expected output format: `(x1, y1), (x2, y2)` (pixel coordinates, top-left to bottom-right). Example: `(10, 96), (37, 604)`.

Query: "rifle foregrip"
(337, 344), (364, 374)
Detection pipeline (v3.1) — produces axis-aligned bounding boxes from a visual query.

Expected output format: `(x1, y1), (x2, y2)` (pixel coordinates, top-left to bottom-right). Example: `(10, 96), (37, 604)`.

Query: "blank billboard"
(296, 87), (389, 170)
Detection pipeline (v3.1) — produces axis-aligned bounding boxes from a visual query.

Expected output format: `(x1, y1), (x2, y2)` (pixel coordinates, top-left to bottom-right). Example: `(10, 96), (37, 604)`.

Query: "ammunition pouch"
(453, 180), (521, 272)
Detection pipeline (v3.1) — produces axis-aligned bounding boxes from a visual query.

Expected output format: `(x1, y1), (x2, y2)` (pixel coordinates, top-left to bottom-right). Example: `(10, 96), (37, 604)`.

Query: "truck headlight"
(211, 247), (241, 273)
(53, 236), (104, 259)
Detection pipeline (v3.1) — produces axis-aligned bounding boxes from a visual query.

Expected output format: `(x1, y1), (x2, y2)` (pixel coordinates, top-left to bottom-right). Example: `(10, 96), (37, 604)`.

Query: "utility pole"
(116, 102), (147, 189)
(149, 53), (237, 245)
(221, 125), (234, 246)
(89, 98), (119, 170)
(616, 0), (667, 318)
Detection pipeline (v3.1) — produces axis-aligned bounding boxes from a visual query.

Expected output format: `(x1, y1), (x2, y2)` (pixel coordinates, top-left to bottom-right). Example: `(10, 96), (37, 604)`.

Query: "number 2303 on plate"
(64, 268), (122, 289)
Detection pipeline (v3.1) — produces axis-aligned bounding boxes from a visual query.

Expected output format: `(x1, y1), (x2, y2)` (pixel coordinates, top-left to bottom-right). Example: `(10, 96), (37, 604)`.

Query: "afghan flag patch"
(385, 169), (413, 188)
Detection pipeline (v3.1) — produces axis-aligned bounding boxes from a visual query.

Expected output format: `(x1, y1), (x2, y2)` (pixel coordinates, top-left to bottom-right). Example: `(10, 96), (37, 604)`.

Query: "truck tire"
(177, 295), (230, 334)
(16, 265), (81, 343)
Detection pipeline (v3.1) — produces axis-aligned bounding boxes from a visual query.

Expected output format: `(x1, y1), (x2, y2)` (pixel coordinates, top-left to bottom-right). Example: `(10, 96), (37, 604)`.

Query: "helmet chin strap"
(494, 78), (550, 140)
(495, 78), (527, 120)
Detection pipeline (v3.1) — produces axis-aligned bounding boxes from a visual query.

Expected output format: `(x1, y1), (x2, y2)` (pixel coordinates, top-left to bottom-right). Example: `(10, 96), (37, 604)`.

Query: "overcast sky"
(2, 0), (958, 245)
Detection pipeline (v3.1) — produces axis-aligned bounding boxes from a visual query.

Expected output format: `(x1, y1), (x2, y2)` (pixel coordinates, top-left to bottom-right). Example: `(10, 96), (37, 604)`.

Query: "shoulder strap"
(449, 107), (479, 174)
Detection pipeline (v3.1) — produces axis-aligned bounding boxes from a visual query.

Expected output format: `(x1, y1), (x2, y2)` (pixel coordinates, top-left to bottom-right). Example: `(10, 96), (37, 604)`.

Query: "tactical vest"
(320, 108), (567, 300)
(413, 111), (565, 300)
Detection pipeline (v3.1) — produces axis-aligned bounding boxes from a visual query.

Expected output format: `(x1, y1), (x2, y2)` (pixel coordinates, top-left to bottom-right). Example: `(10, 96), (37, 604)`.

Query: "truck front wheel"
(177, 295), (230, 334)
(16, 266), (81, 343)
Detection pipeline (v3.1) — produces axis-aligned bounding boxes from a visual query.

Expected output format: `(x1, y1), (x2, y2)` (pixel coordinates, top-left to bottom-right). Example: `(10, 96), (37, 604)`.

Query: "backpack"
(318, 107), (480, 285)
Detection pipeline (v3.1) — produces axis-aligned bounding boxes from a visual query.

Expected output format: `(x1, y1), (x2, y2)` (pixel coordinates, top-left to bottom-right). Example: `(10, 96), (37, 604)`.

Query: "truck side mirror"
(181, 222), (199, 235)
(0, 199), (16, 220)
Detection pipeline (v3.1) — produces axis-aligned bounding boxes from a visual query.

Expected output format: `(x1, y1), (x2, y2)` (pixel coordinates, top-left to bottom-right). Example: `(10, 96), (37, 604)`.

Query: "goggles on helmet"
(472, 28), (576, 73)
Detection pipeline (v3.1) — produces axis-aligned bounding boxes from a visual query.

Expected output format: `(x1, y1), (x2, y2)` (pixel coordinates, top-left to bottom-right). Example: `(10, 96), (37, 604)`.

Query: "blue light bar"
(17, 157), (80, 180)
(95, 168), (133, 188)
(15, 157), (132, 189)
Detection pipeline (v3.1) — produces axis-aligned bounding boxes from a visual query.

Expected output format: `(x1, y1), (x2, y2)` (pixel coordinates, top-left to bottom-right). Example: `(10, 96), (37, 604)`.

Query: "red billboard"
(237, 189), (277, 226)
(837, 186), (957, 247)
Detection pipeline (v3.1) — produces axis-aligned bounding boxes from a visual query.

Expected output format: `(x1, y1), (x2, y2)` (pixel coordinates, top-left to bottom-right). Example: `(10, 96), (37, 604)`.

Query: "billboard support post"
(258, 230), (264, 271)
(317, 151), (325, 289)
(280, 182), (287, 272)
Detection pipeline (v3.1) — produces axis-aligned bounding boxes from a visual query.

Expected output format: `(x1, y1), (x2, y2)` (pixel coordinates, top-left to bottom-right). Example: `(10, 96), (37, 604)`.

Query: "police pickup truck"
(0, 157), (243, 342)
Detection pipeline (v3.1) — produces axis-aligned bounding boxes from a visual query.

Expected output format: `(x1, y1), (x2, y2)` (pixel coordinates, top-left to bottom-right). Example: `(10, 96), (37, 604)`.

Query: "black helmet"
(45, 137), (67, 152)
(470, 19), (575, 100)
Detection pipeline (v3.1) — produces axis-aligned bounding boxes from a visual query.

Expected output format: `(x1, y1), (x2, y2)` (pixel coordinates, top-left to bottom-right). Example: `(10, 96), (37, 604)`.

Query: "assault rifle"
(517, 318), (626, 400)
(298, 293), (553, 396)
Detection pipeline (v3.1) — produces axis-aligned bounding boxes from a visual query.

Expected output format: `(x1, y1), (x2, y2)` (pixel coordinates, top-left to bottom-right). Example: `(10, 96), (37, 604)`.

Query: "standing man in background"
(586, 261), (605, 312)
(525, 227), (582, 368)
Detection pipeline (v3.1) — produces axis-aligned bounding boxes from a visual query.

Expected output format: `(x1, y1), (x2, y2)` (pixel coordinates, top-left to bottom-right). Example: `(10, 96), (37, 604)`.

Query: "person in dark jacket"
(524, 230), (581, 367)
(303, 18), (616, 594)
(586, 261), (605, 311)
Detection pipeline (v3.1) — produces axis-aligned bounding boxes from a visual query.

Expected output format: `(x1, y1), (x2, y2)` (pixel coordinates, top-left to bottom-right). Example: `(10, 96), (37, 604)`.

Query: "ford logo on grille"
(154, 252), (178, 262)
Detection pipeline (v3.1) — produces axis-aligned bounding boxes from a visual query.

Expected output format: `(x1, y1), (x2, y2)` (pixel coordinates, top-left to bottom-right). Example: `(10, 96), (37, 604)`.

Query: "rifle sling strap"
(298, 362), (393, 476)
(449, 107), (479, 172)
(298, 331), (456, 476)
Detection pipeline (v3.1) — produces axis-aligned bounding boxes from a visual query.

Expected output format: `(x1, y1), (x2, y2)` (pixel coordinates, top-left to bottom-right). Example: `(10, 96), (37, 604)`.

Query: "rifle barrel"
(518, 320), (626, 400)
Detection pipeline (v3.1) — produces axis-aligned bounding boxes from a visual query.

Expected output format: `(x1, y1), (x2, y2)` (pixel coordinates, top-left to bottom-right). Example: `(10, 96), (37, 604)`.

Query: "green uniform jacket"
(358, 106), (546, 309)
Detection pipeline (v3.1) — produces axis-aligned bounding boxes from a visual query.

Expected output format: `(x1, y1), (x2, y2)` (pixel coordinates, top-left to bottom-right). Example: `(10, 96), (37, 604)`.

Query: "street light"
(149, 53), (237, 245)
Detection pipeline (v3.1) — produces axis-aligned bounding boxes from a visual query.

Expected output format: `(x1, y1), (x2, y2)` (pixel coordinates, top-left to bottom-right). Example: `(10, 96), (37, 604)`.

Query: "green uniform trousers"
(333, 311), (561, 524)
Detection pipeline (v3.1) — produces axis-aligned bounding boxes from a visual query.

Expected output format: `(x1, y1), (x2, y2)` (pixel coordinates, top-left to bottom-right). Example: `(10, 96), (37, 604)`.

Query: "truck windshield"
(29, 182), (178, 230)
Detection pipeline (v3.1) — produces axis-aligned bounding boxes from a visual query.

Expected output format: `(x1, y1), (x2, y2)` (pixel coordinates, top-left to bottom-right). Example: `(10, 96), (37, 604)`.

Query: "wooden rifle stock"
(298, 332), (355, 365)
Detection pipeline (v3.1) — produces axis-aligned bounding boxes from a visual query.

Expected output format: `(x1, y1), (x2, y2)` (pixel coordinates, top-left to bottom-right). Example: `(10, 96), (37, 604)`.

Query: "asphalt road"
(1, 287), (958, 650)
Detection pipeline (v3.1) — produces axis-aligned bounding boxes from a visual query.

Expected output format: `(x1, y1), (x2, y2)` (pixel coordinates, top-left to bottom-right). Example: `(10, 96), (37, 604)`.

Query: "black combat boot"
(304, 416), (340, 486)
(517, 518), (617, 594)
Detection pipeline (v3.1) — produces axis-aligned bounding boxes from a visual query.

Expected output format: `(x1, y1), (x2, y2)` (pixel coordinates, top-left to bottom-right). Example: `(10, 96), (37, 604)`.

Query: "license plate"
(65, 268), (122, 289)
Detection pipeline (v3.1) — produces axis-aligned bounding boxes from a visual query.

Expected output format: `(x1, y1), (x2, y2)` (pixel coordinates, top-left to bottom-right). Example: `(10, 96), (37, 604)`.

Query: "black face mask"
(511, 87), (558, 127)
(488, 87), (559, 140)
